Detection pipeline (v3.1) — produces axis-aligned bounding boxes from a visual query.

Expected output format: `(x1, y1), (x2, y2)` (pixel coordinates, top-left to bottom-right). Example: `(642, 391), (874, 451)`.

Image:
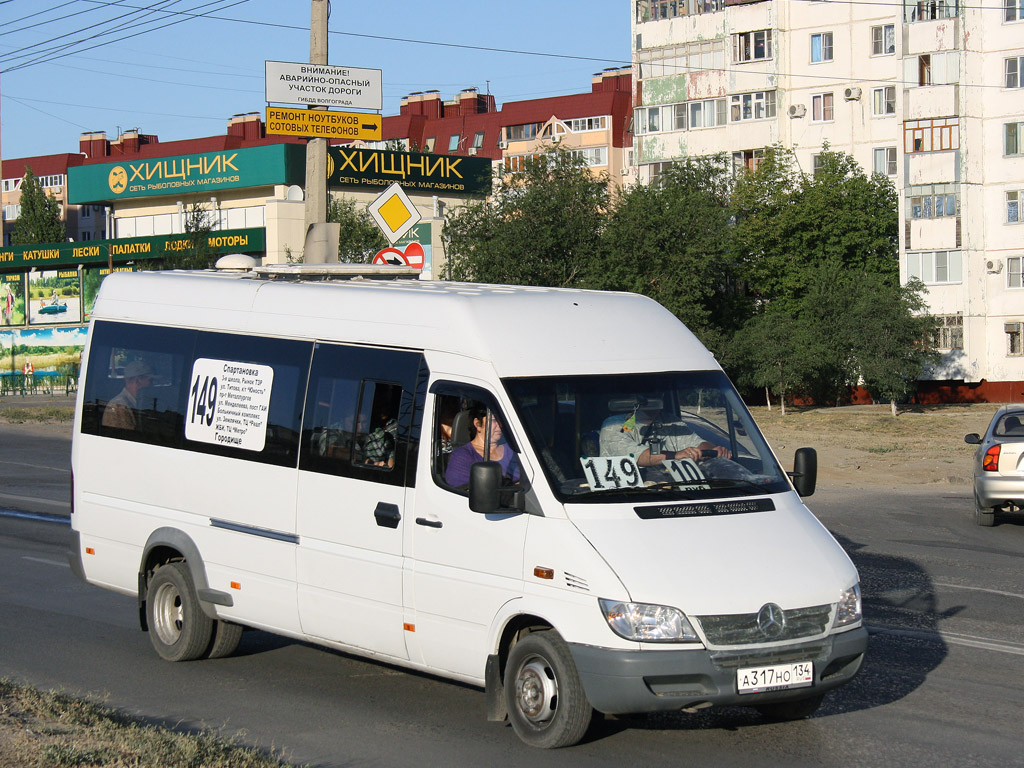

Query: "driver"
(599, 405), (731, 466)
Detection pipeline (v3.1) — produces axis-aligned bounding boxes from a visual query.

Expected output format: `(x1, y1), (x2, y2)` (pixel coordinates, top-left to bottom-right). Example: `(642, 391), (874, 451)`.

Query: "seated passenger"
(599, 405), (730, 466)
(101, 360), (153, 431)
(445, 404), (520, 488)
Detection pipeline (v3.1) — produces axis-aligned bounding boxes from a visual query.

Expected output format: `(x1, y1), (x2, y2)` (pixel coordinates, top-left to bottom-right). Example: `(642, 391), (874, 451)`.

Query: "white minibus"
(69, 264), (866, 748)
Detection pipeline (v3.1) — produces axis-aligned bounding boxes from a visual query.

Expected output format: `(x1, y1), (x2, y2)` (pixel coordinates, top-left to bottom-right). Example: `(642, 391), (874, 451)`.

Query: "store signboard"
(327, 146), (492, 197)
(68, 144), (305, 203)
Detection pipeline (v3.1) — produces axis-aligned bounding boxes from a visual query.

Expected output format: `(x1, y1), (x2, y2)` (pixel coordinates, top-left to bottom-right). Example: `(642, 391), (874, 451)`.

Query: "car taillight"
(983, 445), (1000, 472)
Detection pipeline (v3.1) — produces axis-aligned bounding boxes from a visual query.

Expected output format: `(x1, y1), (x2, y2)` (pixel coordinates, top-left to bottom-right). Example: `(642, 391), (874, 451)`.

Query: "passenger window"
(81, 321), (195, 447)
(185, 332), (312, 467)
(300, 343), (426, 487)
(431, 385), (521, 494)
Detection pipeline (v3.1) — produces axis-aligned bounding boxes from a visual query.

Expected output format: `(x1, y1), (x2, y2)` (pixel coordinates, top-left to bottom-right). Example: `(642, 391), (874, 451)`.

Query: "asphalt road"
(1, 427), (1023, 766)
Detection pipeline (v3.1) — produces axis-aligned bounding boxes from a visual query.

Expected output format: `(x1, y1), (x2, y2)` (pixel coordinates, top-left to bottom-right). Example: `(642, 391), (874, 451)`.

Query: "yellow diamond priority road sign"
(368, 183), (421, 244)
(265, 107), (382, 141)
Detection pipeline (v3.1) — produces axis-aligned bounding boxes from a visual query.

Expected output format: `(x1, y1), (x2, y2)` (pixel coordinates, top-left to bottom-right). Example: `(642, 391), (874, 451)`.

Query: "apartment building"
(632, 0), (1024, 400)
(1, 153), (102, 246)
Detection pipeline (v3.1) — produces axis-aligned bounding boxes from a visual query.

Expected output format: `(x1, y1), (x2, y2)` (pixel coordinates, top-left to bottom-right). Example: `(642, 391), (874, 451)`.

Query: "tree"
(11, 167), (65, 245)
(442, 150), (608, 286)
(731, 307), (810, 415)
(327, 194), (388, 262)
(590, 156), (740, 352)
(141, 201), (215, 271)
(853, 276), (939, 415)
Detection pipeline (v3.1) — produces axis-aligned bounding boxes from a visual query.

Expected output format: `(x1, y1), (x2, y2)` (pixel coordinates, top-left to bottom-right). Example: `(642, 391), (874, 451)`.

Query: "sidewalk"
(0, 392), (77, 412)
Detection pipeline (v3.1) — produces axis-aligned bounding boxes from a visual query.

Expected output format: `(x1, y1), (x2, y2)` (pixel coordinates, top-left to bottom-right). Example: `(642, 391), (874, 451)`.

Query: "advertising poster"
(27, 269), (82, 326)
(1, 274), (26, 326)
(0, 326), (87, 394)
(83, 265), (134, 322)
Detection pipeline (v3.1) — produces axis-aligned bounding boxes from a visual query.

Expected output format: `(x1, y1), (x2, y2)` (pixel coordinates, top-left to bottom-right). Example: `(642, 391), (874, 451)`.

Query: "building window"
(733, 149), (765, 174)
(1007, 122), (1024, 156)
(4, 204), (21, 221)
(733, 30), (773, 62)
(1007, 322), (1023, 356)
(933, 314), (964, 350)
(905, 118), (959, 152)
(423, 137), (435, 152)
(871, 24), (896, 55)
(812, 154), (825, 175)
(1005, 0), (1024, 22)
(506, 123), (541, 141)
(81, 232), (92, 241)
(447, 134), (460, 152)
(689, 98), (727, 128)
(80, 206), (92, 218)
(907, 250), (962, 284)
(567, 147), (609, 167)
(1, 179), (21, 193)
(873, 86), (896, 116)
(919, 55), (932, 86)
(1008, 191), (1022, 223)
(566, 116), (607, 132)
(874, 147), (898, 176)
(472, 132), (484, 150)
(637, 0), (724, 21)
(1008, 256), (1023, 287)
(811, 32), (834, 63)
(908, 185), (958, 218)
(812, 93), (834, 122)
(637, 39), (725, 78)
(730, 91), (777, 121)
(906, 0), (958, 22)
(1006, 56), (1024, 87)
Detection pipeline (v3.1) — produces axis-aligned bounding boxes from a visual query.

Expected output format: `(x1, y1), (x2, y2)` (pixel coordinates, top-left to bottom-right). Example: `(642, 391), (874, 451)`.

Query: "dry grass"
(0, 679), (300, 768)
(0, 407), (75, 424)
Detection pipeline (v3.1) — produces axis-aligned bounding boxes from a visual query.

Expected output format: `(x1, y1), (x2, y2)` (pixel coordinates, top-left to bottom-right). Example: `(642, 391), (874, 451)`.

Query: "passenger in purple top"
(445, 404), (520, 488)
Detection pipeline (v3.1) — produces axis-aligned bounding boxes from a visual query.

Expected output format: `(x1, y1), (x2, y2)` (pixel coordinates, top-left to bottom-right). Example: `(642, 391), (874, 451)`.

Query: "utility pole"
(303, 0), (330, 262)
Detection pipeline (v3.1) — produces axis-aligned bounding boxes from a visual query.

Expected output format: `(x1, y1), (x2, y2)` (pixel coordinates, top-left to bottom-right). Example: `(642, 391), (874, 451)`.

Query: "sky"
(0, 0), (632, 162)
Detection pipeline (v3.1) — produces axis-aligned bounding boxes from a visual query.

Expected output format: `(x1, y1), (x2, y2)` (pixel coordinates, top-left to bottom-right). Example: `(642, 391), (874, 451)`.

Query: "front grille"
(697, 604), (832, 646)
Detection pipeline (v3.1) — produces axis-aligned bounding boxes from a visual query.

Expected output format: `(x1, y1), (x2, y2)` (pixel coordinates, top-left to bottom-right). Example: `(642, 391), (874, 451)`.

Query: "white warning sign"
(185, 358), (274, 452)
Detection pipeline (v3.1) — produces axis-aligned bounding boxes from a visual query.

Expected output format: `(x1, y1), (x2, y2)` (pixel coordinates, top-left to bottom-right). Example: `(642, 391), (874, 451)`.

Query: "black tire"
(146, 562), (213, 662)
(503, 630), (592, 749)
(975, 495), (996, 527)
(205, 620), (243, 659)
(756, 693), (825, 722)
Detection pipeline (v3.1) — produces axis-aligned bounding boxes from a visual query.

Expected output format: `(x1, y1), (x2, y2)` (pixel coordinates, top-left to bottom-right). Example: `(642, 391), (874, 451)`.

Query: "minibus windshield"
(505, 371), (791, 503)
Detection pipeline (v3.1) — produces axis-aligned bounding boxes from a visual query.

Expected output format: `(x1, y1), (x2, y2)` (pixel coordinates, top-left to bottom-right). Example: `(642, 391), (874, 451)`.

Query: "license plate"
(737, 661), (814, 694)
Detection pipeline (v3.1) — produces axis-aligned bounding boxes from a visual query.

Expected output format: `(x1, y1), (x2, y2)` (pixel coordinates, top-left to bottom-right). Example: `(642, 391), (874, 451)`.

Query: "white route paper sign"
(185, 358), (274, 452)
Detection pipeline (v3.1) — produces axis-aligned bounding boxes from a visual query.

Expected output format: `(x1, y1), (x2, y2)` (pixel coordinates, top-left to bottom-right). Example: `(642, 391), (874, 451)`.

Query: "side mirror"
(964, 433), (981, 445)
(791, 447), (817, 497)
(469, 461), (502, 514)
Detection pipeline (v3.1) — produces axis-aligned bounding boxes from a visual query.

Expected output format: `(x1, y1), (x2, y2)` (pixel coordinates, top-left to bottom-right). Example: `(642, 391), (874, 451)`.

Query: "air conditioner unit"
(788, 104), (807, 118)
(467, 147), (477, 155)
(619, 168), (630, 175)
(498, 140), (508, 150)
(987, 259), (1004, 274)
(552, 135), (562, 144)
(1005, 322), (1021, 334)
(844, 86), (862, 101)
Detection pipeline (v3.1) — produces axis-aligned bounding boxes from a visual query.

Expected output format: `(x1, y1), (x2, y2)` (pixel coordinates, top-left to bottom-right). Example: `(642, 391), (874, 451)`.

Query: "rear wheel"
(147, 562), (213, 662)
(755, 693), (825, 721)
(205, 620), (243, 659)
(975, 494), (996, 527)
(504, 630), (592, 749)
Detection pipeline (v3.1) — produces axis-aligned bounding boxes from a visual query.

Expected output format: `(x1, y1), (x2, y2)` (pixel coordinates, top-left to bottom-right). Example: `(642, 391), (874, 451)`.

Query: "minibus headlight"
(832, 584), (862, 629)
(599, 599), (699, 643)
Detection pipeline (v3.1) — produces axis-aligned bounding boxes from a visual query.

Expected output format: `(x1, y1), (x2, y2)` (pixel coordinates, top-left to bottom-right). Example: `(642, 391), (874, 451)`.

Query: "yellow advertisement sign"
(266, 107), (382, 141)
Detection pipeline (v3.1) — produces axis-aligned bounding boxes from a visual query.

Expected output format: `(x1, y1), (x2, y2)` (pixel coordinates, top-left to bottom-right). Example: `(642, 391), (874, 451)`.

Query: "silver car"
(964, 406), (1024, 526)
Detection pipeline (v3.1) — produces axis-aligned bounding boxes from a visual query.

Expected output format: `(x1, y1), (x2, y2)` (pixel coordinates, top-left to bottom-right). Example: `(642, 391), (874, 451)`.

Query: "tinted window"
(300, 343), (426, 487)
(81, 320), (195, 447)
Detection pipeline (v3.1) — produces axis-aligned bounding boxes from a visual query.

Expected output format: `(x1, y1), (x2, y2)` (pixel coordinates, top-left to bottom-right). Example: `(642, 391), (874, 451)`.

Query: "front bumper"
(568, 626), (867, 715)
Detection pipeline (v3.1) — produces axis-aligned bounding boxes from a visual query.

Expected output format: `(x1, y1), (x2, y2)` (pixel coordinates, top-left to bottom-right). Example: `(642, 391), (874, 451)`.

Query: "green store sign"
(68, 144), (305, 203)
(0, 228), (266, 270)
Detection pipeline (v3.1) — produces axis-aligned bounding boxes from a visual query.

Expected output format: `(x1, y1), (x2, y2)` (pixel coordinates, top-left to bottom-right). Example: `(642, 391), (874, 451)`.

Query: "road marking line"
(934, 581), (1024, 601)
(0, 459), (70, 473)
(0, 509), (70, 524)
(22, 556), (70, 568)
(868, 624), (1024, 656)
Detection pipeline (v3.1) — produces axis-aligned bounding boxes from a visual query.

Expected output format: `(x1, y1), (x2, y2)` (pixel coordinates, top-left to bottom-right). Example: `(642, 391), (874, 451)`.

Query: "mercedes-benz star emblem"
(757, 603), (786, 639)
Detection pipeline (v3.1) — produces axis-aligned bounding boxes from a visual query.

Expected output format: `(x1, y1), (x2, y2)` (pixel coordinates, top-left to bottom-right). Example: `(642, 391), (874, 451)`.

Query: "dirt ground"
(753, 403), (1001, 490)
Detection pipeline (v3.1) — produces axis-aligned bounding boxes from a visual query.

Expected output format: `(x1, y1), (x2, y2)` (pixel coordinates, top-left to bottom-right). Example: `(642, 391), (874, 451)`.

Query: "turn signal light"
(534, 567), (554, 580)
(983, 445), (1000, 472)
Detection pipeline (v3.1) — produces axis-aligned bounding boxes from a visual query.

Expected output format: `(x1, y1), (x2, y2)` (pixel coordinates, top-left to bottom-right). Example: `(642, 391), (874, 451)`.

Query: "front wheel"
(504, 630), (592, 749)
(147, 561), (213, 662)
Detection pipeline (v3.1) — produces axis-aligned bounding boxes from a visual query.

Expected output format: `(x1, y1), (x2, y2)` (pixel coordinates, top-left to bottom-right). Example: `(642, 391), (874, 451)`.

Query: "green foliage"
(327, 194), (388, 262)
(141, 201), (217, 271)
(590, 156), (740, 351)
(443, 150), (608, 286)
(11, 167), (66, 245)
